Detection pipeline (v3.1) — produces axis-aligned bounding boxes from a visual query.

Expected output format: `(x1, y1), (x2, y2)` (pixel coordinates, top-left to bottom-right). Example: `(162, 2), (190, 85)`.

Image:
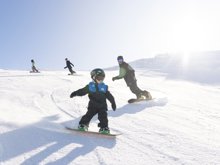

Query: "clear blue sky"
(1, 0), (220, 70)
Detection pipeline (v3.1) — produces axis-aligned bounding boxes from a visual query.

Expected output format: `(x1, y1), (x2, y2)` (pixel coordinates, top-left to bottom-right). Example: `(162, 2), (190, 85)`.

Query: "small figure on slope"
(70, 68), (116, 134)
(112, 56), (152, 103)
(30, 59), (39, 73)
(64, 58), (75, 75)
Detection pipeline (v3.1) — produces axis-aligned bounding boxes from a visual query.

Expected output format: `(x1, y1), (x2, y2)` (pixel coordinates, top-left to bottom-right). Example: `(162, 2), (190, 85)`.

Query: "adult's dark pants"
(68, 67), (75, 74)
(128, 81), (143, 98)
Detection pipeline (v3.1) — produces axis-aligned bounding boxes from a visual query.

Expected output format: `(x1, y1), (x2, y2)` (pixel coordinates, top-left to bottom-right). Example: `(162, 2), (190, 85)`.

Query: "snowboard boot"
(99, 127), (110, 134)
(137, 94), (146, 100)
(141, 90), (152, 100)
(78, 124), (88, 131)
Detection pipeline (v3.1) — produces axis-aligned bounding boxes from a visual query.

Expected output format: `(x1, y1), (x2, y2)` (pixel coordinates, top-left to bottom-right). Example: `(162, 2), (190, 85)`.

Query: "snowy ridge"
(107, 50), (220, 84)
(0, 68), (220, 164)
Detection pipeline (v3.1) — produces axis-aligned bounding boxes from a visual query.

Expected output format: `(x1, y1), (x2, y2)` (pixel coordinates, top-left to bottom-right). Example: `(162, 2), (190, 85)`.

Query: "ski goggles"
(95, 75), (105, 81)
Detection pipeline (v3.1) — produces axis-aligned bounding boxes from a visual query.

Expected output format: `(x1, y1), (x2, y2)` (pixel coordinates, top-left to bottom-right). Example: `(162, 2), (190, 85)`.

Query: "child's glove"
(112, 103), (116, 111)
(70, 92), (76, 98)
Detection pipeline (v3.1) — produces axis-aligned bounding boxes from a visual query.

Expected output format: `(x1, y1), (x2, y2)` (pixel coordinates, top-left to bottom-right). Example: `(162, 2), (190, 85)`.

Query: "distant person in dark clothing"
(112, 56), (152, 100)
(64, 58), (75, 75)
(31, 59), (39, 73)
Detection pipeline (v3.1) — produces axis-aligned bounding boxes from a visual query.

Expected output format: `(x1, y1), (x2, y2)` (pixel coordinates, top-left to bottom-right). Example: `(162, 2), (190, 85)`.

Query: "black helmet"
(90, 68), (105, 81)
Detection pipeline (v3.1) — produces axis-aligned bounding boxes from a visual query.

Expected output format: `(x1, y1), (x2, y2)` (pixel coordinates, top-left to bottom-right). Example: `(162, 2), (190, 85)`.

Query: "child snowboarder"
(70, 68), (116, 134)
(30, 59), (39, 73)
(64, 58), (75, 75)
(112, 56), (152, 102)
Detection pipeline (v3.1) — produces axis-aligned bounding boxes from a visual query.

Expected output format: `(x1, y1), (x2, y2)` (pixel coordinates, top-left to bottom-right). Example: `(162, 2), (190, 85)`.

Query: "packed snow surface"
(0, 68), (220, 165)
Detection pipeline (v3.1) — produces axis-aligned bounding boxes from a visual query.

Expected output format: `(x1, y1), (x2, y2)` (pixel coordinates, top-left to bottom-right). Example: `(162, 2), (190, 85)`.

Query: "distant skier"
(112, 56), (152, 102)
(64, 58), (75, 75)
(30, 59), (39, 73)
(70, 68), (116, 134)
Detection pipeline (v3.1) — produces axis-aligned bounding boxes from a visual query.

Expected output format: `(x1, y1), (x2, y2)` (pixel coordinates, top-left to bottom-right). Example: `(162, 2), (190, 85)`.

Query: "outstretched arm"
(112, 67), (126, 81)
(70, 85), (89, 98)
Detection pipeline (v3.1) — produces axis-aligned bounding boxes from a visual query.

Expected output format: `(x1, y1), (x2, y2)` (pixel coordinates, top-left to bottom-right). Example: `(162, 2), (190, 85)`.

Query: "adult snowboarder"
(112, 56), (152, 102)
(70, 68), (116, 134)
(30, 59), (39, 73)
(64, 58), (75, 75)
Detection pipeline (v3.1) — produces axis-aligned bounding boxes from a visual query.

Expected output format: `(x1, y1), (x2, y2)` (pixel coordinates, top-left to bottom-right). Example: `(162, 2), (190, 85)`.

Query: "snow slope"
(0, 68), (220, 165)
(107, 51), (220, 84)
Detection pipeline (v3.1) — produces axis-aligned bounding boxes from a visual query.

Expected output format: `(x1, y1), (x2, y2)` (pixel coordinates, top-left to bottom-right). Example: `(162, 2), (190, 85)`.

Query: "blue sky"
(1, 0), (220, 70)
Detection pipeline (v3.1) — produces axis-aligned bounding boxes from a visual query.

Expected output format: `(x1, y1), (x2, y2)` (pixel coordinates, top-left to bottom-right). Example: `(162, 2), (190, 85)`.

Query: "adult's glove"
(112, 103), (116, 111)
(112, 77), (117, 81)
(70, 92), (76, 98)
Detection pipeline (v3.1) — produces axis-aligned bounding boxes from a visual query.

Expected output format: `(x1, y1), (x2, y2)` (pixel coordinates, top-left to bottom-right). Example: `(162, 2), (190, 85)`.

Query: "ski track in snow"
(0, 70), (220, 165)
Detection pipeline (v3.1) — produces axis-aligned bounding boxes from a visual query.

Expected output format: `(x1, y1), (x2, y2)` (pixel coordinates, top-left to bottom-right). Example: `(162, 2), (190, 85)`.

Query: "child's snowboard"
(65, 127), (121, 138)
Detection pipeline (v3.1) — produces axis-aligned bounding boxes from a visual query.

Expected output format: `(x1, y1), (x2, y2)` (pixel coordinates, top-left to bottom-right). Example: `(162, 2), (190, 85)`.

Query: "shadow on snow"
(109, 97), (168, 118)
(0, 115), (116, 165)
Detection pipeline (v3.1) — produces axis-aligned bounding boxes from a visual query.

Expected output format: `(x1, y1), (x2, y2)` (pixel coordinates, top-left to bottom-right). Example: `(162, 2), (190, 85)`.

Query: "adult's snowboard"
(68, 71), (76, 75)
(65, 127), (121, 138)
(30, 71), (40, 73)
(128, 98), (154, 103)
